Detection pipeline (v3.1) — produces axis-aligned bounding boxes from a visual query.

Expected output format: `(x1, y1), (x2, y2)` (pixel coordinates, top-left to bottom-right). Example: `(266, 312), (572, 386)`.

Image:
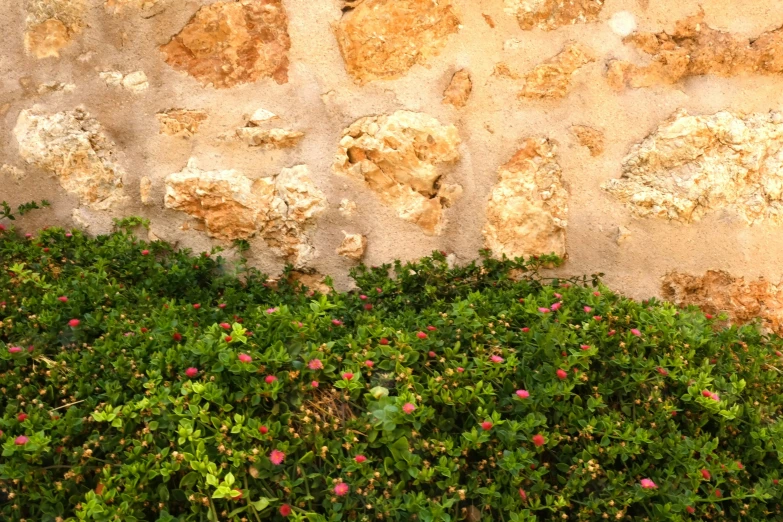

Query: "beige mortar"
(3, 0), (783, 303)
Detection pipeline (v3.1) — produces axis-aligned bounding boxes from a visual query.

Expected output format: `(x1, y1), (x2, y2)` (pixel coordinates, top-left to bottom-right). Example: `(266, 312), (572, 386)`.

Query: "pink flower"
(308, 359), (323, 370)
(554, 293), (562, 299)
(593, 315), (602, 321)
(279, 504), (292, 517)
(359, 295), (367, 300)
(521, 327), (530, 333)
(640, 478), (657, 489)
(220, 322), (230, 330)
(332, 319), (343, 326)
(58, 296), (68, 302)
(519, 488), (527, 501)
(583, 306), (592, 313)
(516, 389), (530, 399)
(426, 325), (437, 331)
(490, 355), (504, 363)
(456, 367), (464, 373)
(705, 313), (714, 319)
(715, 488), (722, 498)
(224, 335), (233, 342)
(354, 455), (367, 463)
(376, 287), (382, 293)
(710, 393), (720, 401)
(701, 469), (711, 480)
(68, 319), (80, 327)
(631, 328), (641, 337)
(141, 249), (149, 256)
(365, 360), (374, 368)
(334, 483), (350, 496)
(270, 449), (285, 465)
(14, 435), (29, 446)
(608, 330), (616, 336)
(8, 346), (22, 354)
(17, 413), (27, 422)
(25, 233), (32, 239)
(364, 304), (373, 310)
(172, 332), (182, 342)
(556, 369), (567, 380)
(238, 353), (252, 363)
(311, 380), (319, 388)
(428, 351), (436, 358)
(416, 332), (427, 339)
(686, 506), (695, 514)
(550, 302), (562, 311)
(379, 338), (389, 345)
(265, 375), (278, 384)
(481, 421), (493, 430)
(185, 367), (198, 378)
(65, 232), (72, 238)
(218, 303), (227, 309)
(538, 307), (550, 314)
(266, 307), (277, 314)
(593, 291), (601, 296)
(0, 224), (5, 232)
(259, 426), (268, 434)
(580, 345), (590, 351)
(402, 403), (416, 414)
(532, 434), (546, 447)
(342, 372), (354, 380)
(702, 390), (712, 398)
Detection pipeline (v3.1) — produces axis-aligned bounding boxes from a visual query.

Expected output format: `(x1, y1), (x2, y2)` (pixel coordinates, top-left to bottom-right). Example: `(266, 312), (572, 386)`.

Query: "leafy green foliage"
(0, 200), (50, 221)
(0, 225), (782, 521)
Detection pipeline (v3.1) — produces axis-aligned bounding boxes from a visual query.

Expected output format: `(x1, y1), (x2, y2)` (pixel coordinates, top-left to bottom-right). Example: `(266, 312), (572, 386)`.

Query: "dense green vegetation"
(1, 221), (782, 521)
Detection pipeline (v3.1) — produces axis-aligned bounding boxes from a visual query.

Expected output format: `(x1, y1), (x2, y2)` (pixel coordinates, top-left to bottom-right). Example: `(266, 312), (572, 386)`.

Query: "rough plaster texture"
(5, 0), (783, 328)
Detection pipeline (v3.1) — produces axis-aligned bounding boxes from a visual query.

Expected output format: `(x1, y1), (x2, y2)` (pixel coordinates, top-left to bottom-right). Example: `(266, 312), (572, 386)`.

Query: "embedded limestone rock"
(336, 232), (367, 260)
(139, 176), (152, 205)
(504, 0), (604, 31)
(235, 128), (304, 149)
(13, 108), (126, 210)
(24, 0), (85, 59)
(607, 11), (783, 90)
(615, 225), (630, 245)
(100, 71), (149, 92)
(164, 161), (326, 266)
(333, 111), (462, 235)
(442, 70), (472, 107)
(519, 44), (594, 100)
(157, 109), (208, 137)
(335, 0), (461, 85)
(570, 125), (605, 156)
(662, 270), (783, 335)
(339, 199), (357, 217)
(248, 108), (278, 125)
(160, 0), (290, 88)
(483, 138), (568, 258)
(1, 165), (25, 181)
(603, 110), (783, 224)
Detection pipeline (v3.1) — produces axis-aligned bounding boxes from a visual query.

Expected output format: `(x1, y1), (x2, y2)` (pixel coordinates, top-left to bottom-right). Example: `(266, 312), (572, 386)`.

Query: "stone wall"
(4, 0), (783, 331)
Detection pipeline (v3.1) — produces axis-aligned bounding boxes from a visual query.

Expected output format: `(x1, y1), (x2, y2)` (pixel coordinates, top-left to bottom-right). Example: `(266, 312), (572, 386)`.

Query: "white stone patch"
(609, 11), (637, 37)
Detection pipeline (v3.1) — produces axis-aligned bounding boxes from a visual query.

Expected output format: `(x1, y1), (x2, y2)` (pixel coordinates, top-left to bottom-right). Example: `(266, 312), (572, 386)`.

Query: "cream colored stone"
(164, 161), (326, 266)
(140, 176), (152, 205)
(156, 109), (208, 137)
(121, 71), (149, 92)
(333, 111), (461, 235)
(160, 0), (290, 88)
(662, 270), (783, 335)
(99, 71), (124, 87)
(249, 108), (278, 125)
(235, 127), (304, 149)
(483, 138), (568, 258)
(442, 70), (472, 108)
(504, 0), (604, 31)
(608, 11), (636, 36)
(519, 43), (594, 100)
(608, 10), (783, 90)
(24, 0), (85, 59)
(335, 0), (461, 85)
(71, 208), (90, 229)
(339, 199), (357, 217)
(615, 225), (631, 245)
(13, 107), (126, 210)
(1, 165), (26, 181)
(336, 232), (367, 260)
(603, 109), (783, 224)
(570, 125), (605, 156)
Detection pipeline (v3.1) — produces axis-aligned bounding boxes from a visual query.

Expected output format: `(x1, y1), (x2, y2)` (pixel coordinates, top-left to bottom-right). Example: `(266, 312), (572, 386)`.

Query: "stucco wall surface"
(4, 0), (783, 331)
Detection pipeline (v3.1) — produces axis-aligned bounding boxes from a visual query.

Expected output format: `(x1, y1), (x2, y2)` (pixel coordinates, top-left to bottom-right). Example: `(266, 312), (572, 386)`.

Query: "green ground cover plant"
(1, 220), (783, 521)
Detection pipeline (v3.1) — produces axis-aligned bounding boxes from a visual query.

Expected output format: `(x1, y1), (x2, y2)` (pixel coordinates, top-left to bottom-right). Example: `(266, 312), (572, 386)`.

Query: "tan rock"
(493, 63), (520, 80)
(504, 0), (604, 31)
(442, 70), (472, 107)
(335, 0), (460, 85)
(570, 125), (604, 156)
(13, 107), (126, 210)
(160, 0), (290, 88)
(248, 108), (278, 126)
(157, 109), (208, 137)
(99, 71), (124, 87)
(662, 270), (783, 335)
(165, 161), (326, 266)
(336, 232), (367, 260)
(37, 81), (76, 94)
(24, 0), (85, 59)
(483, 138), (568, 258)
(285, 271), (331, 295)
(333, 111), (462, 235)
(615, 225), (630, 245)
(603, 109), (783, 224)
(121, 71), (149, 92)
(139, 176), (152, 205)
(235, 127), (304, 149)
(608, 10), (783, 90)
(339, 199), (357, 217)
(519, 43), (594, 100)
(1, 165), (26, 181)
